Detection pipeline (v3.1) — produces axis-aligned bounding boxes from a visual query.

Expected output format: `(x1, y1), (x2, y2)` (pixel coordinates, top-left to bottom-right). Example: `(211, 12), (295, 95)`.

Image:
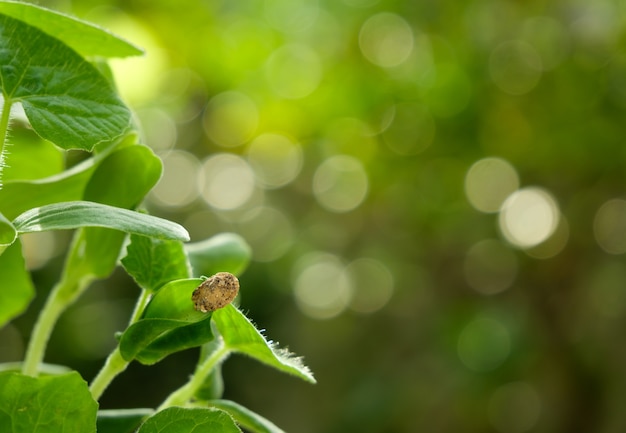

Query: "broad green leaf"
(137, 407), (241, 433)
(208, 400), (286, 433)
(80, 143), (163, 276)
(0, 133), (135, 220)
(120, 317), (214, 365)
(142, 279), (205, 321)
(0, 371), (97, 433)
(213, 305), (316, 384)
(186, 233), (252, 277)
(12, 201), (190, 241)
(0, 240), (33, 327)
(122, 234), (191, 292)
(0, 1), (142, 58)
(97, 409), (154, 433)
(2, 127), (64, 181)
(0, 14), (130, 150)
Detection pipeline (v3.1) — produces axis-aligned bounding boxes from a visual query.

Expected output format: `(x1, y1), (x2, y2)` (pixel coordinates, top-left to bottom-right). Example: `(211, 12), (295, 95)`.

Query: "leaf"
(0, 240), (33, 327)
(12, 201), (190, 241)
(0, 371), (97, 433)
(212, 305), (316, 384)
(122, 234), (191, 292)
(0, 1), (143, 58)
(208, 400), (286, 433)
(2, 126), (64, 182)
(97, 409), (154, 433)
(186, 233), (252, 277)
(119, 317), (214, 365)
(0, 211), (16, 248)
(0, 14), (130, 150)
(137, 407), (241, 433)
(142, 279), (206, 321)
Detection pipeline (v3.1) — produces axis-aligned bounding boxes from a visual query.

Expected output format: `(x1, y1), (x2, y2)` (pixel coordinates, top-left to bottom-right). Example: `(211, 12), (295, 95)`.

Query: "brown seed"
(192, 272), (240, 313)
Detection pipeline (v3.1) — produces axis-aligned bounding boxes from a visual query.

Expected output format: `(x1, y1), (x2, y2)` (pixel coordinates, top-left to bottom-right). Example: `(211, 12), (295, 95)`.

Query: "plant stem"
(89, 289), (151, 399)
(21, 273), (93, 376)
(157, 338), (230, 411)
(0, 97), (13, 186)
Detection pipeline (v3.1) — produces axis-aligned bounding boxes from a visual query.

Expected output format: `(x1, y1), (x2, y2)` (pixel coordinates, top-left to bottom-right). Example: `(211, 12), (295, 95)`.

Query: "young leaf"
(12, 201), (190, 241)
(0, 14), (130, 150)
(0, 371), (97, 433)
(0, 240), (34, 327)
(208, 400), (286, 433)
(186, 233), (252, 277)
(0, 211), (16, 248)
(0, 1), (142, 58)
(137, 407), (241, 433)
(142, 279), (206, 321)
(212, 305), (316, 384)
(97, 409), (154, 433)
(119, 317), (214, 365)
(122, 234), (191, 292)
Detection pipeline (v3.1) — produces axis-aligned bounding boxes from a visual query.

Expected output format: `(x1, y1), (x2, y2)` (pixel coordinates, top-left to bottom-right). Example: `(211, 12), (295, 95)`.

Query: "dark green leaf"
(0, 371), (97, 433)
(122, 234), (191, 292)
(186, 233), (252, 277)
(137, 407), (241, 433)
(0, 1), (142, 58)
(0, 14), (130, 150)
(208, 400), (286, 433)
(212, 305), (316, 383)
(0, 240), (33, 327)
(12, 201), (190, 241)
(97, 409), (154, 433)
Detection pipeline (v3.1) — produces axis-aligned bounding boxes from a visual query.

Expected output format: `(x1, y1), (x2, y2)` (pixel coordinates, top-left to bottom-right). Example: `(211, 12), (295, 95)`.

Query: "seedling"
(0, 3), (314, 432)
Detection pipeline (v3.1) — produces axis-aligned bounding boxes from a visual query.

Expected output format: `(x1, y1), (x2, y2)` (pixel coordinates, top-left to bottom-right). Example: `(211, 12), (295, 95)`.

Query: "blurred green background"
(3, 0), (626, 431)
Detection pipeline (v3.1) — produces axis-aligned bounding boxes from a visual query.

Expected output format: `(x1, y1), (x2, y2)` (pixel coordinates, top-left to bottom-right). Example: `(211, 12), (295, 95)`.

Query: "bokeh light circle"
(593, 199), (626, 254)
(237, 206), (295, 262)
(359, 12), (414, 68)
(246, 133), (303, 189)
(465, 157), (520, 213)
(458, 317), (511, 372)
(293, 253), (352, 320)
(346, 258), (394, 313)
(312, 155), (369, 213)
(203, 91), (259, 147)
(265, 44), (323, 99)
(150, 150), (200, 208)
(489, 40), (543, 95)
(198, 153), (256, 210)
(499, 187), (560, 249)
(464, 239), (518, 295)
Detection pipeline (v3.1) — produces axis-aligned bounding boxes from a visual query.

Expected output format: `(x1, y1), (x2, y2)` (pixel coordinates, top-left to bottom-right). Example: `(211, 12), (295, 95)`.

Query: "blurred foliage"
(4, 0), (626, 432)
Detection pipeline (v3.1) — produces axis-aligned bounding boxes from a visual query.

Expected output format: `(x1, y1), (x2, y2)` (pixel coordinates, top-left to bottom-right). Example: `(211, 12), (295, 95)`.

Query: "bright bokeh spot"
(20, 232), (58, 270)
(488, 382), (542, 433)
(499, 187), (560, 249)
(593, 199), (626, 254)
(526, 216), (569, 259)
(382, 103), (435, 155)
(198, 154), (256, 210)
(359, 12), (414, 68)
(265, 44), (323, 99)
(490, 40), (543, 95)
(246, 133), (303, 189)
(346, 258), (394, 313)
(465, 157), (520, 213)
(458, 317), (511, 372)
(136, 108), (177, 151)
(150, 150), (200, 208)
(293, 252), (352, 319)
(203, 91), (259, 147)
(237, 206), (295, 262)
(312, 155), (369, 213)
(464, 239), (518, 295)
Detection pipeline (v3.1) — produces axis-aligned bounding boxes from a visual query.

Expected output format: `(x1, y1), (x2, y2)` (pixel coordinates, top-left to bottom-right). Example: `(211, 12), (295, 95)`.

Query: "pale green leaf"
(137, 407), (241, 433)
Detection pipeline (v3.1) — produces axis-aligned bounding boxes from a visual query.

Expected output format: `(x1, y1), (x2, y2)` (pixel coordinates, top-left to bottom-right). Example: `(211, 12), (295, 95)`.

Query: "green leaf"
(120, 317), (214, 365)
(213, 305), (316, 383)
(0, 1), (143, 58)
(0, 14), (130, 150)
(208, 400), (286, 433)
(0, 371), (97, 433)
(122, 234), (191, 292)
(137, 407), (241, 433)
(97, 409), (154, 433)
(2, 127), (64, 182)
(0, 211), (16, 248)
(186, 233), (252, 277)
(142, 279), (206, 321)
(0, 240), (34, 327)
(12, 201), (190, 241)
